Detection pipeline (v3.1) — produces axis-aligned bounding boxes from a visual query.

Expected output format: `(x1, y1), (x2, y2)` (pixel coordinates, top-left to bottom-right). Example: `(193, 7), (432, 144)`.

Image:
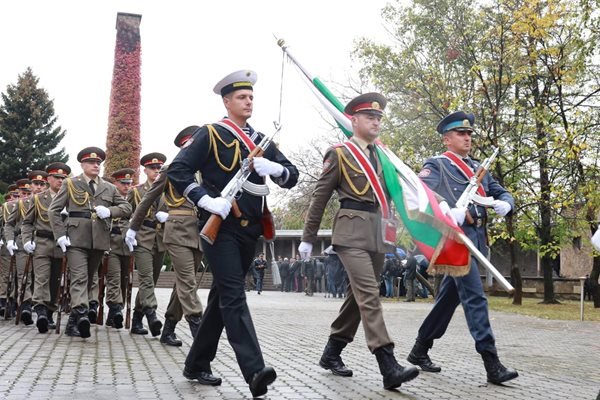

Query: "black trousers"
(185, 219), (264, 383)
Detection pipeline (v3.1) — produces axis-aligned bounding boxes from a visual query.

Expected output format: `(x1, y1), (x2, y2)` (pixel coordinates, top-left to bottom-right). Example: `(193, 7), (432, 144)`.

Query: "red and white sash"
(442, 151), (486, 197)
(342, 141), (390, 218)
(215, 118), (257, 152)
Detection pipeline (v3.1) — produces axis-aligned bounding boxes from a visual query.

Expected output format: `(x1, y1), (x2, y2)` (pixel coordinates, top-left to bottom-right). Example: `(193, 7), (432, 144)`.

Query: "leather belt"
(142, 220), (157, 229)
(69, 211), (92, 219)
(35, 230), (54, 240)
(111, 227), (122, 235)
(169, 210), (196, 216)
(340, 199), (377, 213)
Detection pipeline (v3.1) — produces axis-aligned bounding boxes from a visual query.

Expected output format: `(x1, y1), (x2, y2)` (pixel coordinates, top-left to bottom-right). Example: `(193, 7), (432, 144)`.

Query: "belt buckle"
(240, 219), (248, 227)
(91, 211), (97, 220)
(476, 218), (482, 228)
(157, 223), (162, 230)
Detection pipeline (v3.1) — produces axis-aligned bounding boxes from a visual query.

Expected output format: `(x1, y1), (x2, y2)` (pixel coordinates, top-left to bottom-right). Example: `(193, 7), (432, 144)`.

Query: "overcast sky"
(0, 0), (392, 177)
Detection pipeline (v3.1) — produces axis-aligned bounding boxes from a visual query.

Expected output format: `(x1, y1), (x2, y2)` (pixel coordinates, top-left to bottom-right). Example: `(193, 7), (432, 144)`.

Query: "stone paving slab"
(0, 288), (598, 399)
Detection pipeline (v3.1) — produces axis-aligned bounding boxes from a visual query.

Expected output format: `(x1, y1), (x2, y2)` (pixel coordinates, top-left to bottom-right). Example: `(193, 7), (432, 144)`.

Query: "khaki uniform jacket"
(127, 181), (167, 252)
(130, 165), (200, 250)
(302, 138), (391, 254)
(5, 198), (32, 248)
(48, 174), (132, 251)
(21, 190), (64, 258)
(1, 201), (17, 255)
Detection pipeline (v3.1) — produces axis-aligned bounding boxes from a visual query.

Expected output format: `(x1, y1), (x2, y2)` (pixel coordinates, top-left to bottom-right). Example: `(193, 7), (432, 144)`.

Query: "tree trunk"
(591, 256), (600, 308)
(506, 216), (522, 305)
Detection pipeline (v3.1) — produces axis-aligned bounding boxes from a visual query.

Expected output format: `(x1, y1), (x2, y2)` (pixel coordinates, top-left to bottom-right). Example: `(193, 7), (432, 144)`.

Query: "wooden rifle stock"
(55, 256), (68, 334)
(200, 200), (242, 245)
(125, 255), (134, 330)
(4, 255), (16, 320)
(97, 252), (109, 325)
(15, 254), (33, 325)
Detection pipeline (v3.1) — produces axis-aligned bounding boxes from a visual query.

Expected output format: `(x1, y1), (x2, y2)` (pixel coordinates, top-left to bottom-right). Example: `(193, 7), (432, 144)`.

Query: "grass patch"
(487, 296), (600, 321)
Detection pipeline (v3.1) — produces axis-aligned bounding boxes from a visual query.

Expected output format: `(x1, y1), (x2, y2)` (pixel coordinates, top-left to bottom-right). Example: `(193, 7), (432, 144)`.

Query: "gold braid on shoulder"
(34, 194), (49, 223)
(165, 180), (186, 208)
(207, 124), (241, 172)
(66, 178), (90, 206)
(18, 199), (28, 219)
(133, 187), (153, 218)
(336, 147), (370, 196)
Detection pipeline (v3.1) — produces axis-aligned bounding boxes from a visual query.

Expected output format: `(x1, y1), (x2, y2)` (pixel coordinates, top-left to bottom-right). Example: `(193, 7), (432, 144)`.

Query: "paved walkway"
(0, 289), (598, 400)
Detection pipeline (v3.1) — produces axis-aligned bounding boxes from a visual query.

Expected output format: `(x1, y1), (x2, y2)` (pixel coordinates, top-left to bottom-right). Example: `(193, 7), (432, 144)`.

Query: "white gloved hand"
(6, 240), (18, 256)
(592, 229), (600, 252)
(448, 207), (467, 226)
(492, 200), (512, 217)
(60, 207), (69, 217)
(57, 236), (71, 252)
(298, 241), (313, 260)
(94, 205), (111, 219)
(0, 239), (4, 248)
(252, 157), (284, 178)
(155, 211), (169, 223)
(197, 195), (232, 219)
(125, 229), (137, 252)
(23, 241), (36, 254)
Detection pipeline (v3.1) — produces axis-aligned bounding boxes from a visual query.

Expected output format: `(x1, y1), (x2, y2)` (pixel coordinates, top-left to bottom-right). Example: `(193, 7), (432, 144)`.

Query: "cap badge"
(463, 119), (470, 127)
(125, 174), (131, 179)
(372, 101), (380, 110)
(90, 152), (97, 158)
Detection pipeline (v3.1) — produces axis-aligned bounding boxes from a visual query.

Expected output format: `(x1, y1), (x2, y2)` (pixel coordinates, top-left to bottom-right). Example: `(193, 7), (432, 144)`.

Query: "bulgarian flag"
(277, 39), (470, 275)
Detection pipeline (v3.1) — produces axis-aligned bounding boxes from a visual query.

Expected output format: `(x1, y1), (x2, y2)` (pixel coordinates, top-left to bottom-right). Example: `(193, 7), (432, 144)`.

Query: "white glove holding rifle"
(56, 236), (71, 253)
(198, 195), (231, 220)
(6, 240), (18, 256)
(252, 157), (284, 177)
(439, 201), (467, 226)
(24, 241), (36, 254)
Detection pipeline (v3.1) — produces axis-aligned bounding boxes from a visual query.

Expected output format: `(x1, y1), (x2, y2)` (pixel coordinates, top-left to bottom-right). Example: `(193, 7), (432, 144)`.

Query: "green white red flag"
(278, 40), (470, 275)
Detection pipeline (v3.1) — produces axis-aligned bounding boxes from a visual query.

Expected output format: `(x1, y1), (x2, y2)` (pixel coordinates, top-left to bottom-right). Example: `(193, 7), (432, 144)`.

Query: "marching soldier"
(127, 127), (204, 346)
(5, 178), (35, 325)
(103, 168), (136, 329)
(21, 164), (69, 333)
(126, 152), (168, 337)
(168, 70), (298, 398)
(407, 111), (518, 384)
(0, 184), (18, 317)
(298, 93), (419, 390)
(48, 147), (131, 338)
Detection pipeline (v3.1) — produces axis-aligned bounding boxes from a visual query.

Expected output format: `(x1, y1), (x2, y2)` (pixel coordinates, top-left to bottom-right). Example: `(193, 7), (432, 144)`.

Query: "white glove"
(0, 239), (4, 248)
(125, 229), (137, 252)
(60, 207), (69, 217)
(6, 240), (18, 256)
(298, 241), (313, 260)
(449, 207), (467, 226)
(155, 211), (169, 223)
(252, 157), (284, 178)
(592, 229), (600, 252)
(57, 236), (71, 252)
(23, 241), (36, 254)
(94, 205), (111, 219)
(492, 200), (512, 217)
(197, 195), (232, 219)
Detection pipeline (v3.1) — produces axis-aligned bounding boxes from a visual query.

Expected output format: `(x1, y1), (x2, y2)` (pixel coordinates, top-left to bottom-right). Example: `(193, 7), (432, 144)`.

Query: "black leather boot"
(0, 298), (6, 317)
(375, 344), (419, 390)
(88, 301), (98, 324)
(144, 309), (162, 337)
(481, 351), (519, 384)
(110, 304), (124, 329)
(47, 312), (56, 330)
(186, 314), (202, 339)
(160, 319), (182, 347)
(183, 366), (222, 386)
(319, 338), (353, 377)
(35, 304), (48, 333)
(407, 340), (441, 372)
(249, 366), (277, 398)
(65, 311), (80, 337)
(76, 307), (91, 338)
(131, 310), (148, 335)
(21, 301), (34, 325)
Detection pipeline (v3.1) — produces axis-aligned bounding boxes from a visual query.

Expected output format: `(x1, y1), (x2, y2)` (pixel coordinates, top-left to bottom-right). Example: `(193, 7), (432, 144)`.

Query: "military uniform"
(168, 70), (298, 397)
(21, 166), (68, 333)
(48, 147), (131, 338)
(0, 188), (18, 316)
(104, 168), (136, 329)
(126, 152), (168, 337)
(128, 131), (204, 345)
(301, 93), (419, 390)
(5, 179), (35, 324)
(407, 111), (518, 384)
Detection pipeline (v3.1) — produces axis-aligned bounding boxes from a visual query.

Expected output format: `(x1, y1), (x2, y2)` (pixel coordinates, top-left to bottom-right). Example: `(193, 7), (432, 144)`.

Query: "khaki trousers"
(133, 245), (164, 312)
(163, 243), (203, 320)
(0, 254), (9, 299)
(32, 254), (61, 311)
(66, 247), (104, 308)
(330, 246), (392, 353)
(15, 251), (33, 302)
(106, 253), (130, 305)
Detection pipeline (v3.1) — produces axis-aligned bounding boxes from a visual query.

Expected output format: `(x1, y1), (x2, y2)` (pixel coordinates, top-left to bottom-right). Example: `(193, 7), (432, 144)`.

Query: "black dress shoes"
(183, 367), (222, 386)
(249, 367), (277, 398)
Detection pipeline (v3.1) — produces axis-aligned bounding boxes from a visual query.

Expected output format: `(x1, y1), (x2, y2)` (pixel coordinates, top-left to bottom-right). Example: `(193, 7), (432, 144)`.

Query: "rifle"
(55, 256), (68, 334)
(97, 251), (110, 325)
(124, 254), (134, 330)
(455, 147), (500, 224)
(200, 123), (282, 245)
(4, 255), (16, 320)
(15, 254), (33, 325)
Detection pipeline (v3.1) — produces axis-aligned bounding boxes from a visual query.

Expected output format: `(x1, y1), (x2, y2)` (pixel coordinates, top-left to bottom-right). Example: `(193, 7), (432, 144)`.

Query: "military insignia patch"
(182, 138), (194, 148)
(418, 168), (431, 178)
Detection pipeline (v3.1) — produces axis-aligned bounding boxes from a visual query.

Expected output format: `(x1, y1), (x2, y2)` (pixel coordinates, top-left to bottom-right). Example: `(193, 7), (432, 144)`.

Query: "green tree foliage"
(354, 0), (600, 304)
(0, 67), (68, 185)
